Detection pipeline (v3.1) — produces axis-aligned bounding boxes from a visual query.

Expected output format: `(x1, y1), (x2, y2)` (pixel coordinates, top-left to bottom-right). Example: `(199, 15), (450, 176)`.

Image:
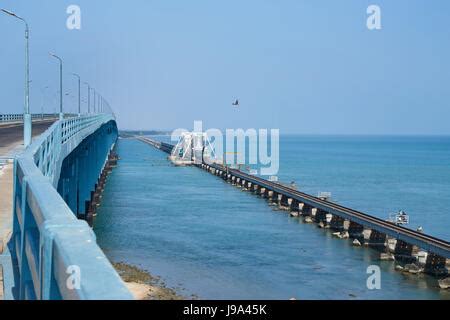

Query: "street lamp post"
(84, 82), (91, 114)
(92, 88), (96, 113)
(72, 73), (81, 116)
(49, 53), (63, 120)
(1, 9), (32, 147)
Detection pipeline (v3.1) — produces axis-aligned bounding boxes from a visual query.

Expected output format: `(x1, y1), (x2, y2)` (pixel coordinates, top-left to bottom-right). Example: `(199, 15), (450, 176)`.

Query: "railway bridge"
(137, 135), (450, 278)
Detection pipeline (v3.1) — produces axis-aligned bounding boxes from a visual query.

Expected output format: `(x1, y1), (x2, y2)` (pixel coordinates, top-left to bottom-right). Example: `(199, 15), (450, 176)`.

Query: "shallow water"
(94, 136), (450, 299)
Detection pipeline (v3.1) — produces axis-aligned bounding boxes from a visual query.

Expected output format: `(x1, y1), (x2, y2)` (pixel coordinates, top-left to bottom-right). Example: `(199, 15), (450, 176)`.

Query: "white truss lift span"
(169, 131), (218, 166)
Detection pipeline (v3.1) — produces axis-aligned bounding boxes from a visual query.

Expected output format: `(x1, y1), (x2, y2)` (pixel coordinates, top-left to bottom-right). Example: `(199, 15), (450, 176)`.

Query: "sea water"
(94, 135), (450, 299)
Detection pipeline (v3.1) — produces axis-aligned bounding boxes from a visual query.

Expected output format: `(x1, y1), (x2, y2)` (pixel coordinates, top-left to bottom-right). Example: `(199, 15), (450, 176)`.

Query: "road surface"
(0, 120), (56, 157)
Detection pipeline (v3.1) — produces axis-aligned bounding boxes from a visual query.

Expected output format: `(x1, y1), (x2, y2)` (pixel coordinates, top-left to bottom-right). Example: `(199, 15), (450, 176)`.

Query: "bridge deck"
(136, 136), (450, 259)
(0, 119), (57, 157)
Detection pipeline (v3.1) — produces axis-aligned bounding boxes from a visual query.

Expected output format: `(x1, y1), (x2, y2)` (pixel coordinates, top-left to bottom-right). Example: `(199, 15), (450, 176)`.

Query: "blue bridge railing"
(0, 113), (59, 123)
(8, 114), (132, 300)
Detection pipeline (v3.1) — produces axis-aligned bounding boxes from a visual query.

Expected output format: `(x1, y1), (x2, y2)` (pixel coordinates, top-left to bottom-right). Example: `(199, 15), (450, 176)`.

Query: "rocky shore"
(113, 262), (188, 300)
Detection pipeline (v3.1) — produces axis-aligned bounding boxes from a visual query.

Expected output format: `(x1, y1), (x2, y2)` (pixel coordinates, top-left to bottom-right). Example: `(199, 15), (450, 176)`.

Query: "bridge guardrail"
(11, 114), (132, 300)
(0, 113), (60, 123)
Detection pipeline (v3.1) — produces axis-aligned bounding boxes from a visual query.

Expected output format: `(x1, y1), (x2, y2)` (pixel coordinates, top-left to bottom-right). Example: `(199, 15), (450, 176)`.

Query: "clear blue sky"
(1, 0), (449, 134)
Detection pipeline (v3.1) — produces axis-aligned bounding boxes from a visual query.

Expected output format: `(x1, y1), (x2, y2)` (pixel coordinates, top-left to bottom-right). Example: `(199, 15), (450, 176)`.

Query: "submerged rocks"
(395, 264), (404, 271)
(289, 211), (299, 218)
(304, 216), (313, 223)
(438, 277), (450, 289)
(380, 253), (395, 261)
(113, 262), (184, 300)
(403, 263), (424, 274)
(332, 231), (349, 239)
(352, 239), (362, 247)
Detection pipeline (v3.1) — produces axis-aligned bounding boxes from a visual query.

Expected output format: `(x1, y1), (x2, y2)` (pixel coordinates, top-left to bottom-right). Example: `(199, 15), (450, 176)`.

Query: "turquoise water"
(94, 136), (450, 299)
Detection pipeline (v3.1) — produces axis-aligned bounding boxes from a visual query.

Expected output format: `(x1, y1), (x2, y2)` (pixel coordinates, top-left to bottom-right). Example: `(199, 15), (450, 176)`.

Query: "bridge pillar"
(278, 196), (290, 211)
(311, 208), (318, 219)
(76, 147), (90, 219)
(287, 198), (293, 208)
(259, 187), (266, 196)
(298, 203), (305, 215)
(288, 199), (299, 217)
(247, 182), (252, 189)
(343, 219), (351, 231)
(303, 207), (315, 223)
(277, 194), (283, 206)
(386, 237), (397, 254)
(314, 209), (327, 225)
(329, 215), (345, 230)
(362, 228), (372, 246)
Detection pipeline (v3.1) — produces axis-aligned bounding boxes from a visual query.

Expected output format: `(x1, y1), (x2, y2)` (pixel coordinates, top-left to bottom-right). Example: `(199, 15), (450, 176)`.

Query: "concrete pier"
(362, 228), (372, 245)
(298, 203), (305, 215)
(85, 151), (119, 226)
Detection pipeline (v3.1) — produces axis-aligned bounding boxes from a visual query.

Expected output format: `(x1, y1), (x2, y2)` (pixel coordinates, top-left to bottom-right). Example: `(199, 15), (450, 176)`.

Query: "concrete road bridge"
(0, 113), (132, 300)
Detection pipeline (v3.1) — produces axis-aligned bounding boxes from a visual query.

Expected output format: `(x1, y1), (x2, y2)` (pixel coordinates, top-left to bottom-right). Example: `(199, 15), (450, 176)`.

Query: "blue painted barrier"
(8, 114), (132, 300)
(0, 114), (59, 123)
